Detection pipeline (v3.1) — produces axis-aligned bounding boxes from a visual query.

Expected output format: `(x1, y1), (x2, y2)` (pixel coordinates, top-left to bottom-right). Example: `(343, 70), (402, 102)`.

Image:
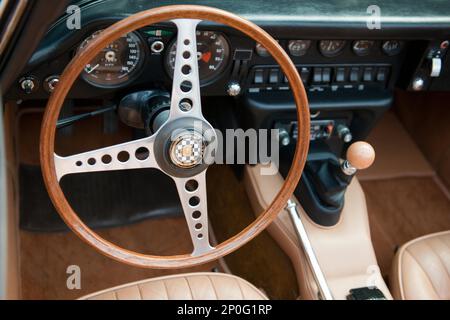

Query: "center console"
(244, 164), (391, 300)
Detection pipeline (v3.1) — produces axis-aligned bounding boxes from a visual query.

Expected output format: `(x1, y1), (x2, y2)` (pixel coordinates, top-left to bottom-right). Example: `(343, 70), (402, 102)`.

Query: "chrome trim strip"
(285, 199), (333, 300)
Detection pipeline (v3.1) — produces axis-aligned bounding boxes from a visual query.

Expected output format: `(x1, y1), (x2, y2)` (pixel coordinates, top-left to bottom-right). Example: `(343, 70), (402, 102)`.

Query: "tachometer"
(165, 31), (230, 83)
(78, 30), (144, 87)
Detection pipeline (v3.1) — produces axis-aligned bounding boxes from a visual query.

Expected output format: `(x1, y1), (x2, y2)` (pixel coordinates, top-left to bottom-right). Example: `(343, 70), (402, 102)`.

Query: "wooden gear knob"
(346, 141), (375, 170)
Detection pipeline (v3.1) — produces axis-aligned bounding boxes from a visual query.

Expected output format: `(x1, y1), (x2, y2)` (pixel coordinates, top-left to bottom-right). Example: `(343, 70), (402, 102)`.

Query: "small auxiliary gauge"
(352, 40), (374, 56)
(288, 40), (311, 56)
(319, 40), (347, 57)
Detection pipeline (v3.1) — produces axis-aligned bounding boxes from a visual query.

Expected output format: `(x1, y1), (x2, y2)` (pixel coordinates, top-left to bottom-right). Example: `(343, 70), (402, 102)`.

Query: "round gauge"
(78, 30), (144, 87)
(319, 40), (347, 57)
(166, 31), (230, 83)
(382, 40), (403, 56)
(352, 40), (374, 56)
(288, 40), (311, 57)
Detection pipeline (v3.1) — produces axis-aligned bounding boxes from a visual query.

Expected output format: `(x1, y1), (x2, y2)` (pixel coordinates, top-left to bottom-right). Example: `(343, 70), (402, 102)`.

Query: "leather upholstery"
(391, 231), (450, 300)
(79, 272), (268, 300)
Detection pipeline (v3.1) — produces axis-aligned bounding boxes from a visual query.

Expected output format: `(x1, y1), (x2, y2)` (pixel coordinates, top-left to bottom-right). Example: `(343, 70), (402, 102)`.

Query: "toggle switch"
(430, 57), (442, 77)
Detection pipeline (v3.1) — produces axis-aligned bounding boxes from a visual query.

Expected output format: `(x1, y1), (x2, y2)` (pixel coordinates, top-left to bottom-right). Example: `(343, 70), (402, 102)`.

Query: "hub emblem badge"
(170, 132), (204, 168)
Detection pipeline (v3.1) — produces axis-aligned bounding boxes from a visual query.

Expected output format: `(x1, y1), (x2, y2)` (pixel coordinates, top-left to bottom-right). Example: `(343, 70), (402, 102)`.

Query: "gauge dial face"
(382, 40), (403, 56)
(288, 40), (311, 56)
(78, 30), (144, 87)
(166, 31), (230, 83)
(352, 40), (374, 56)
(319, 40), (347, 57)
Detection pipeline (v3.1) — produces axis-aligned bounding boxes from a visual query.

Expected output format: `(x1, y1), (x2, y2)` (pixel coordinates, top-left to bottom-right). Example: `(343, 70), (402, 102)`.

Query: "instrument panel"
(12, 21), (412, 100)
(76, 28), (231, 88)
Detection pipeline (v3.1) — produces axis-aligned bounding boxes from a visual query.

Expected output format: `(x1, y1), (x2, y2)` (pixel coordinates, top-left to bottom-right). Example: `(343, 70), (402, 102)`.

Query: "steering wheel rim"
(40, 4), (310, 269)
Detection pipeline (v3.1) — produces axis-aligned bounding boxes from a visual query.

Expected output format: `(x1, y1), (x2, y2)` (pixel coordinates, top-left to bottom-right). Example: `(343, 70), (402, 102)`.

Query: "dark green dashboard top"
(70, 0), (450, 24)
(30, 0), (450, 68)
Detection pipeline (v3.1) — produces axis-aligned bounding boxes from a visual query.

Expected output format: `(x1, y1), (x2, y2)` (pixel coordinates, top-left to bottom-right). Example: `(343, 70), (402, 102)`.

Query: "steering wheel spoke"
(54, 135), (157, 181)
(173, 170), (214, 256)
(168, 19), (204, 121)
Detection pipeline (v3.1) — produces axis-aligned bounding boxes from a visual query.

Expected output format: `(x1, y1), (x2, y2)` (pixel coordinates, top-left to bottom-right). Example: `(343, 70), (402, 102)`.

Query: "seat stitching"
(162, 280), (170, 300)
(235, 278), (245, 299)
(406, 248), (441, 298)
(437, 236), (450, 252)
(207, 275), (219, 300)
(137, 284), (143, 300)
(429, 239), (450, 279)
(183, 277), (194, 300)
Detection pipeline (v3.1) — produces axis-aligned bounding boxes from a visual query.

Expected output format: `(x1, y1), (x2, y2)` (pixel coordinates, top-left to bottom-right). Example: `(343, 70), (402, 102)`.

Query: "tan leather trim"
(244, 165), (392, 300)
(391, 230), (450, 300)
(78, 272), (268, 300)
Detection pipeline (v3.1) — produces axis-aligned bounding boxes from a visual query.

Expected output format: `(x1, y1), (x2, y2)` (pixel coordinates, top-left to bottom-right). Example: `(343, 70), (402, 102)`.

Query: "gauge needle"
(201, 52), (212, 63)
(86, 64), (100, 74)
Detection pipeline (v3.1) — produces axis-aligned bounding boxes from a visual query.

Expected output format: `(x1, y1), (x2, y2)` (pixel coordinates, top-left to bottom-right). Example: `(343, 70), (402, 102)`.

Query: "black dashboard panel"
(10, 0), (450, 101)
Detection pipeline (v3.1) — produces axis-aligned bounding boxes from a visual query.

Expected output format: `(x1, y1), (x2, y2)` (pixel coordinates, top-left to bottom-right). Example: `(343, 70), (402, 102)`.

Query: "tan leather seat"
(79, 272), (267, 300)
(390, 231), (450, 300)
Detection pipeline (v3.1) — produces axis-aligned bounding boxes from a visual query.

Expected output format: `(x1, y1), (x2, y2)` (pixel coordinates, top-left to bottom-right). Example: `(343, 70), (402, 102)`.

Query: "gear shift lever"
(341, 141), (376, 176)
(293, 141), (376, 226)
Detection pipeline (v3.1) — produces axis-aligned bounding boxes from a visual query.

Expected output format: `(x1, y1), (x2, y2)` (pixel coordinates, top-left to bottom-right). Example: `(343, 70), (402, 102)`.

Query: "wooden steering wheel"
(40, 5), (310, 269)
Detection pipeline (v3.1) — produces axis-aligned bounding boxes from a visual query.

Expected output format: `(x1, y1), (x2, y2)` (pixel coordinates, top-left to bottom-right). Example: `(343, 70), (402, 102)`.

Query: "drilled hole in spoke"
(189, 196), (200, 207)
(135, 147), (149, 160)
(182, 65), (191, 75)
(180, 81), (192, 93)
(184, 39), (190, 45)
(185, 179), (199, 192)
(195, 223), (202, 230)
(183, 51), (191, 59)
(117, 151), (130, 163)
(76, 161), (82, 167)
(87, 158), (96, 165)
(101, 155), (112, 164)
(192, 211), (201, 219)
(197, 233), (204, 239)
(179, 98), (193, 112)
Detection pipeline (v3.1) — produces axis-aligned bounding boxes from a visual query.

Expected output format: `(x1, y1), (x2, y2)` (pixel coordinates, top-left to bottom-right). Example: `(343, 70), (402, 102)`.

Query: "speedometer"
(165, 31), (230, 83)
(78, 30), (144, 87)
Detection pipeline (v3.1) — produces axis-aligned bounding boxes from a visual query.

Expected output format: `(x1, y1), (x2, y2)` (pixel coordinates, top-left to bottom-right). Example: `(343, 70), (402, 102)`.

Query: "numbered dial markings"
(79, 30), (144, 87)
(166, 31), (230, 83)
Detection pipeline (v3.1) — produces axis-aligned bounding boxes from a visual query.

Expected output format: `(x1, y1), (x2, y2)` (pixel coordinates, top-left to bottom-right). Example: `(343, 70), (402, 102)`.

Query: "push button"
(254, 69), (264, 84)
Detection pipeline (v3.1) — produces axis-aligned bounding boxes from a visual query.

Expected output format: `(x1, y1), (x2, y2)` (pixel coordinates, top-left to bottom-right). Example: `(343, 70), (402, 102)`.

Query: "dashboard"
(7, 0), (450, 155)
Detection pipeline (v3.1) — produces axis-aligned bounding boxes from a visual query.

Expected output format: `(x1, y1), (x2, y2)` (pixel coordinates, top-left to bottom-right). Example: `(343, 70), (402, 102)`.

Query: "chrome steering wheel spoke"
(54, 135), (157, 181)
(173, 170), (213, 256)
(168, 19), (204, 121)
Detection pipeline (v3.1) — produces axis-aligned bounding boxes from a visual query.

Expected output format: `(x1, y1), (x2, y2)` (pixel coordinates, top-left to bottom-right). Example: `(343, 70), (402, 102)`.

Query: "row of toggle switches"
(251, 65), (390, 87)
